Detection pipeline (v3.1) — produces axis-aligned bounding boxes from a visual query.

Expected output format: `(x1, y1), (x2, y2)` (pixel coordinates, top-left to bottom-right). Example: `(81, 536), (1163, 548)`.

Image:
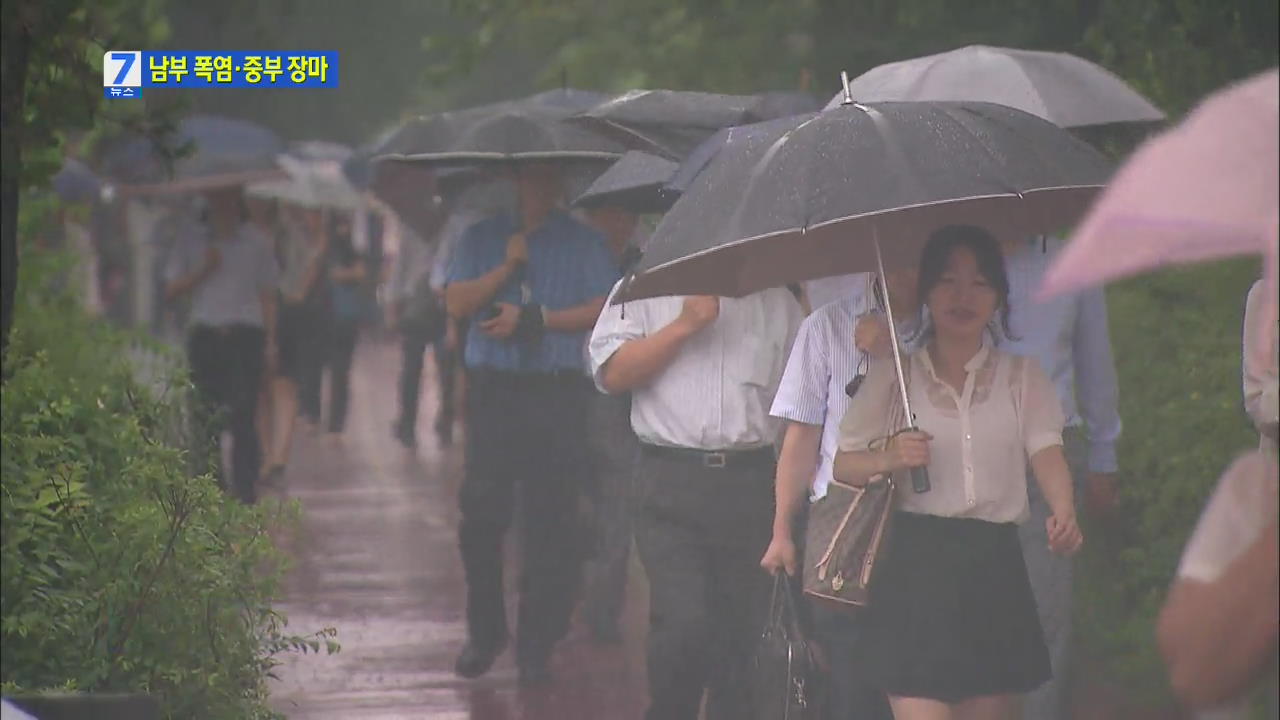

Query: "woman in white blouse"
(833, 224), (1083, 720)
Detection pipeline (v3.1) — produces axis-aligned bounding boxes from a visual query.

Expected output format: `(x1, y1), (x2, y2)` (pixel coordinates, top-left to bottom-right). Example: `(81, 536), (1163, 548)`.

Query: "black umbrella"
(572, 151), (680, 214)
(622, 83), (1112, 494)
(623, 99), (1111, 303)
(569, 89), (825, 161)
(568, 90), (758, 160)
(662, 115), (809, 199)
(375, 103), (624, 165)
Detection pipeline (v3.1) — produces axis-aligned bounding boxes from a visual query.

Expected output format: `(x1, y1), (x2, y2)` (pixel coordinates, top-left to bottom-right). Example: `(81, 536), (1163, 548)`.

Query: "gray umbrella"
(621, 99), (1112, 304)
(824, 44), (1165, 128)
(98, 114), (287, 194)
(573, 151), (680, 213)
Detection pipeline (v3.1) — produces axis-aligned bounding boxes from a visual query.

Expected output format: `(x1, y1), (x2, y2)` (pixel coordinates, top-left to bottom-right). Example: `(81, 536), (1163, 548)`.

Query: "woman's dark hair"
(911, 224), (1015, 342)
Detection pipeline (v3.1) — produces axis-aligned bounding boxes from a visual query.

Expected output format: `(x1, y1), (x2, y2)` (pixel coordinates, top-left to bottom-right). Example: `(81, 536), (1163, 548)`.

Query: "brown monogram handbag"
(802, 362), (911, 608)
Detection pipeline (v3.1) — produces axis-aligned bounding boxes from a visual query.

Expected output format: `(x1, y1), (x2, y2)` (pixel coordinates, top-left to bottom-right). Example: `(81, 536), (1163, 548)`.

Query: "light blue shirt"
(1000, 236), (1122, 473)
(447, 210), (619, 373)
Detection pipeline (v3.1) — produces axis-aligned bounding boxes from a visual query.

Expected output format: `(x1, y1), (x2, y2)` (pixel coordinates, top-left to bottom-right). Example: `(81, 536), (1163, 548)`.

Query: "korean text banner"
(105, 52), (339, 89)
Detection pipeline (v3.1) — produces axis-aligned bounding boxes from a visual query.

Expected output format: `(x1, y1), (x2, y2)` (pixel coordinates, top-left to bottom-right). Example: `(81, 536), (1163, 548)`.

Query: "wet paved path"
(268, 338), (648, 719)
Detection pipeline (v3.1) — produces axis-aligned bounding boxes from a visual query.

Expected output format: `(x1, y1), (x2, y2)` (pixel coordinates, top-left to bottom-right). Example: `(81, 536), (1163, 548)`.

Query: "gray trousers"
(1018, 429), (1088, 720)
(582, 390), (640, 631)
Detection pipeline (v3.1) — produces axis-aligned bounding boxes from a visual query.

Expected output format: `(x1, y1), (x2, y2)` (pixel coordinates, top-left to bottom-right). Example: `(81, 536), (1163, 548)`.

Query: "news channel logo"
(104, 51), (339, 99)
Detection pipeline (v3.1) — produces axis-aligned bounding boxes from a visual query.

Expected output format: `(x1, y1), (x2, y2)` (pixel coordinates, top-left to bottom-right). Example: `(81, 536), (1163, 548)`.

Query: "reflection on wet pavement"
(269, 339), (648, 719)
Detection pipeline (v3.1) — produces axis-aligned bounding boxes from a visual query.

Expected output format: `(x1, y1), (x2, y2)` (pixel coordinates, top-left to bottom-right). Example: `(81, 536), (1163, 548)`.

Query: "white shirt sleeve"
(588, 281), (648, 393)
(1243, 280), (1279, 432)
(1018, 355), (1066, 458)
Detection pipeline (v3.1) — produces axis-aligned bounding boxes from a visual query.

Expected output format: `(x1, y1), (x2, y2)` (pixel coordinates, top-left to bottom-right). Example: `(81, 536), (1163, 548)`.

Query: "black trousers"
(635, 451), (776, 720)
(187, 324), (265, 503)
(459, 368), (589, 663)
(327, 319), (359, 433)
(396, 327), (457, 434)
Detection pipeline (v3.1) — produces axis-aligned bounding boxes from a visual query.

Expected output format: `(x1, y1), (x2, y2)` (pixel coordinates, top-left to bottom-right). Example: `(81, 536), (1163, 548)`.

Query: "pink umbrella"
(1039, 68), (1278, 300)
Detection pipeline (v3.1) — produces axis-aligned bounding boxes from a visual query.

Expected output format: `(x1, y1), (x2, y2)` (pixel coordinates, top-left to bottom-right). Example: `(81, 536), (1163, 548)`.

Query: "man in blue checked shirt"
(444, 162), (619, 686)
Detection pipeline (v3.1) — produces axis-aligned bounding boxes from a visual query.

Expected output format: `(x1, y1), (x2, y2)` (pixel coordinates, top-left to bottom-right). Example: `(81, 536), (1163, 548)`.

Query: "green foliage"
(1, 247), (338, 719)
(1075, 258), (1262, 704)
(5, 0), (173, 189)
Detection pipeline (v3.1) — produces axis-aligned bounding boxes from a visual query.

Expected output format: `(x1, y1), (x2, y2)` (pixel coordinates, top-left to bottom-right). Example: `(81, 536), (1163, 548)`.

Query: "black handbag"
(752, 574), (825, 720)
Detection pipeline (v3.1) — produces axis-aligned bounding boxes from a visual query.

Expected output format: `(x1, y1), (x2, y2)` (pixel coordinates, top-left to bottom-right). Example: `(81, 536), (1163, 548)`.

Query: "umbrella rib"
(721, 115), (824, 270)
(639, 194), (1025, 275)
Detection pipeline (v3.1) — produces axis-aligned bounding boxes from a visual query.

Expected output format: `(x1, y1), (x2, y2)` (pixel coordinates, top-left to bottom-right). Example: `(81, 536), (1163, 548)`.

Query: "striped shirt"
(771, 274), (923, 500)
(447, 210), (619, 373)
(589, 285), (804, 450)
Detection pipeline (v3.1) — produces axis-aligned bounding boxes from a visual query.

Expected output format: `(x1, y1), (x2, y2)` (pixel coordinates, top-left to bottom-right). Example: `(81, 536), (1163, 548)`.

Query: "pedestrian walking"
(589, 281), (803, 720)
(322, 213), (366, 438)
(164, 185), (279, 503)
(445, 162), (619, 685)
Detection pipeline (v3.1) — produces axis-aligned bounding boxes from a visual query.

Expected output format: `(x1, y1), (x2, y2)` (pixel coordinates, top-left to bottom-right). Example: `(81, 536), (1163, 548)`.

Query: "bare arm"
(445, 260), (519, 320)
(833, 447), (892, 488)
(1158, 521), (1279, 709)
(544, 296), (607, 333)
(598, 316), (700, 394)
(1029, 445), (1076, 520)
(772, 422), (822, 536)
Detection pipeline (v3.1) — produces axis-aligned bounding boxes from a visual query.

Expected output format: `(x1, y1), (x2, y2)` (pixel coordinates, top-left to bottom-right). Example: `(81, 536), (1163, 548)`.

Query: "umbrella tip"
(840, 71), (854, 106)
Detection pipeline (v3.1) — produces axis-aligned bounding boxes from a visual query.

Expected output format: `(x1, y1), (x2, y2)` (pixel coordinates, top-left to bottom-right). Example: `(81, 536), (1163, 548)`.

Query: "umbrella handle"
(910, 464), (932, 494)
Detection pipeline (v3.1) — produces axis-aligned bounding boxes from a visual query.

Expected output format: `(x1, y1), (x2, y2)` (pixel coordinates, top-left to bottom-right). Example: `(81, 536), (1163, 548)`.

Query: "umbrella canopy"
(618, 100), (1112, 302)
(568, 90), (759, 159)
(98, 114), (287, 194)
(824, 45), (1165, 128)
(663, 115), (808, 198)
(370, 88), (612, 161)
(1039, 69), (1278, 300)
(378, 103), (625, 164)
(52, 158), (102, 204)
(570, 89), (825, 160)
(573, 151), (680, 213)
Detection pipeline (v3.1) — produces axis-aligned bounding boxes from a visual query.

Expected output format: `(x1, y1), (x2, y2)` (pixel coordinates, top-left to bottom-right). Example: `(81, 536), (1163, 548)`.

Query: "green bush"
(1075, 258), (1263, 706)
(1, 248), (337, 718)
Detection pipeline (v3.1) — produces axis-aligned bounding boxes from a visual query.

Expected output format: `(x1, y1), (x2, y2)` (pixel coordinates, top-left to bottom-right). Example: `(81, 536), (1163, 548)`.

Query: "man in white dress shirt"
(589, 287), (803, 720)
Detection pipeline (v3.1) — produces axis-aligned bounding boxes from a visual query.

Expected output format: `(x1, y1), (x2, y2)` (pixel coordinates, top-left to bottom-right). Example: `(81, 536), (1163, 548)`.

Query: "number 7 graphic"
(111, 52), (136, 85)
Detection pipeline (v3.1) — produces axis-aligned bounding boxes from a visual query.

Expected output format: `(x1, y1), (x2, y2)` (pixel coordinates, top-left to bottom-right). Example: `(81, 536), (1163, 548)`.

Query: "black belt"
(641, 443), (776, 470)
(468, 367), (587, 385)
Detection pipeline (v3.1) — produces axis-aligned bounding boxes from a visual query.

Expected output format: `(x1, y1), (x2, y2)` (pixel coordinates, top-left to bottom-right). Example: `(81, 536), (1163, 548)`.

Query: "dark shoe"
(262, 464), (285, 487)
(392, 419), (416, 449)
(517, 656), (552, 687)
(454, 638), (506, 679)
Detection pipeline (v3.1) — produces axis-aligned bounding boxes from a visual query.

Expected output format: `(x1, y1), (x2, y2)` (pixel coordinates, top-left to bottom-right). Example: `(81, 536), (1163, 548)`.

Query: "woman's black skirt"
(854, 511), (1051, 703)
